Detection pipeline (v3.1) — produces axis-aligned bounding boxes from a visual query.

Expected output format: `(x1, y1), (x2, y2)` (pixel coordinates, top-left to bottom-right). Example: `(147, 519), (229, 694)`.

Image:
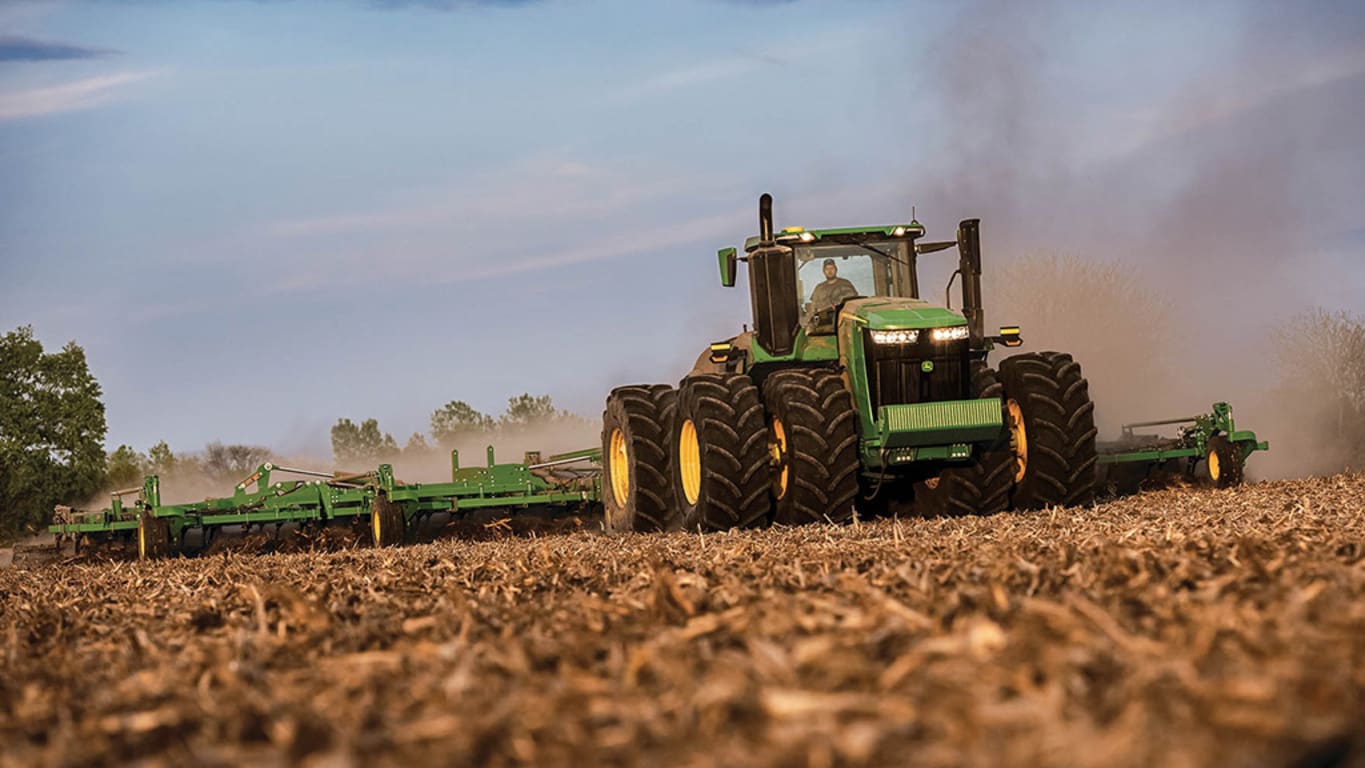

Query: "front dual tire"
(760, 370), (860, 525)
(912, 352), (1098, 516)
(671, 374), (771, 531)
(997, 351), (1099, 509)
(912, 363), (1014, 517)
(602, 371), (863, 533)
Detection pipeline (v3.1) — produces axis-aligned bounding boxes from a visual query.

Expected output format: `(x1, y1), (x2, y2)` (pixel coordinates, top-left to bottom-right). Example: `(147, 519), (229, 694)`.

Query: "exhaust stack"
(758, 192), (774, 244)
(957, 218), (985, 345)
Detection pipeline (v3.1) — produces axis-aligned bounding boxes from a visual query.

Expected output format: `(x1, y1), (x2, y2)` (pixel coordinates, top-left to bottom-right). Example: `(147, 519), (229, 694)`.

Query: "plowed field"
(3, 476), (1364, 767)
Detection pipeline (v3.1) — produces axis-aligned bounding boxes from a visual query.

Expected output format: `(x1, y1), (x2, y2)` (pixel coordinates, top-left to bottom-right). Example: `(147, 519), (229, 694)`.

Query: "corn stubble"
(3, 476), (1364, 767)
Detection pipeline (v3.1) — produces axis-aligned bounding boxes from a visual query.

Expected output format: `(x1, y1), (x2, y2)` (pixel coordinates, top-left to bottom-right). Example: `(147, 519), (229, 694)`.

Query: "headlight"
(870, 329), (919, 344)
(931, 326), (971, 342)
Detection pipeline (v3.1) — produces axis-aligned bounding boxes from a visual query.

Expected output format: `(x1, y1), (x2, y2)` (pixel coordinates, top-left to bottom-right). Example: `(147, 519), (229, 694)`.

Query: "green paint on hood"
(843, 297), (966, 329)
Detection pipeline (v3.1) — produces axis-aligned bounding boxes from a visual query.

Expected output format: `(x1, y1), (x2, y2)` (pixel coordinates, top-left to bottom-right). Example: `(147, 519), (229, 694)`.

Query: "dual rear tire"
(602, 370), (861, 532)
(602, 385), (678, 532)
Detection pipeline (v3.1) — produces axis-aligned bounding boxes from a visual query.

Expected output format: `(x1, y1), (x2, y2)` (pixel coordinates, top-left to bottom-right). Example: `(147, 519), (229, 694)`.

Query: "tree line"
(331, 393), (586, 464)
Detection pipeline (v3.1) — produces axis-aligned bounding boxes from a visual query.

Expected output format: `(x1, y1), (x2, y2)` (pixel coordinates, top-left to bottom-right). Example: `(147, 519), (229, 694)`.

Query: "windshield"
(794, 240), (913, 329)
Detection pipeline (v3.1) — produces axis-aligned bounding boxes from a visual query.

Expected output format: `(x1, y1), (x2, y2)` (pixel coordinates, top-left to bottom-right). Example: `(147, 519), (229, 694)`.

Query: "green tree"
(106, 445), (146, 489)
(498, 393), (563, 430)
(429, 400), (494, 446)
(147, 440), (178, 476)
(331, 418), (398, 464)
(0, 326), (107, 537)
(403, 432), (430, 454)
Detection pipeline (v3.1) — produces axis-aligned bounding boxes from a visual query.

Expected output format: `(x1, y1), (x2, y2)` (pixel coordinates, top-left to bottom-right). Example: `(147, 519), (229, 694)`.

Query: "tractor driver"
(807, 258), (858, 314)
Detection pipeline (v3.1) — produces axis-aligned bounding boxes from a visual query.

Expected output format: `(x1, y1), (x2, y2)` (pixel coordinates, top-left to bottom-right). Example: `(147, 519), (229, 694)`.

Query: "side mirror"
(718, 247), (737, 287)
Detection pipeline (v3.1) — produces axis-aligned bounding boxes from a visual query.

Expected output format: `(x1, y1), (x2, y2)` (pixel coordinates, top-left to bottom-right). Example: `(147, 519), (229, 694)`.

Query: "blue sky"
(2, 0), (1363, 456)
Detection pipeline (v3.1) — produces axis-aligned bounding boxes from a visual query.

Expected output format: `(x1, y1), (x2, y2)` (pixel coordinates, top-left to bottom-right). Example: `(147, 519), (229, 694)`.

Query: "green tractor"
(601, 193), (1097, 531)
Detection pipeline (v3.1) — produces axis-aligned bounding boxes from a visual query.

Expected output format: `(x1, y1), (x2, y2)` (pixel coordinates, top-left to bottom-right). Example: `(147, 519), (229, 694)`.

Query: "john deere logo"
(921, 360), (935, 373)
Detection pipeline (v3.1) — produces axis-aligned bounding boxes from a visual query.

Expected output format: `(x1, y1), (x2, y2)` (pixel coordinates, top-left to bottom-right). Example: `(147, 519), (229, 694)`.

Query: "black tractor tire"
(673, 373), (772, 531)
(138, 511), (170, 561)
(1205, 435), (1245, 488)
(760, 369), (860, 525)
(914, 364), (1016, 517)
(601, 385), (678, 533)
(998, 351), (1099, 509)
(371, 492), (406, 547)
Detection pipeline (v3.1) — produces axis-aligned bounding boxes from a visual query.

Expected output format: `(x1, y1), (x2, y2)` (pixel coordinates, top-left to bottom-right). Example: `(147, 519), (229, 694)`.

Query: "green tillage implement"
(47, 406), (1267, 559)
(1097, 401), (1269, 492)
(49, 446), (602, 560)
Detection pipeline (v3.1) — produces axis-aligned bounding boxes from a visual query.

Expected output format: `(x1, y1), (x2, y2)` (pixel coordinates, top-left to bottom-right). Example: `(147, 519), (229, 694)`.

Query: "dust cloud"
(908, 0), (1365, 477)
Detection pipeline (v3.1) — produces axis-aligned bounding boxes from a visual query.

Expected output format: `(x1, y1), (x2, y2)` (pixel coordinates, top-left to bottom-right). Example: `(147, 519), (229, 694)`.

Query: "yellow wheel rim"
(138, 518), (147, 560)
(372, 502), (382, 544)
(609, 428), (630, 508)
(679, 419), (701, 505)
(1007, 399), (1028, 483)
(1208, 448), (1220, 481)
(769, 417), (789, 499)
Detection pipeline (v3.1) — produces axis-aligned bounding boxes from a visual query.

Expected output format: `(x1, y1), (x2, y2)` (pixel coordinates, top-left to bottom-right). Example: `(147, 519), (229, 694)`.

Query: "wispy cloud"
(243, 153), (748, 300)
(1097, 46), (1365, 163)
(639, 55), (779, 95)
(266, 158), (686, 238)
(255, 205), (746, 301)
(0, 71), (151, 121)
(0, 34), (114, 62)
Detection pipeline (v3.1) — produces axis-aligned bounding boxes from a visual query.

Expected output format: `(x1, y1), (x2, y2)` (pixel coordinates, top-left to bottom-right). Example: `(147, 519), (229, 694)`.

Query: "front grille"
(864, 331), (970, 408)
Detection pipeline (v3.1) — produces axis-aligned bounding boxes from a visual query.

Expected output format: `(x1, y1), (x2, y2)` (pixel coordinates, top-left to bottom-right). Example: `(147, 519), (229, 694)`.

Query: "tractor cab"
(732, 225), (924, 337)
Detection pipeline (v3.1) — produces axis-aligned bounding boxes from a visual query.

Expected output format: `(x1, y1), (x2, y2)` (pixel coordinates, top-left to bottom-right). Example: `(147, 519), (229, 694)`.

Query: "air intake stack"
(748, 193), (801, 356)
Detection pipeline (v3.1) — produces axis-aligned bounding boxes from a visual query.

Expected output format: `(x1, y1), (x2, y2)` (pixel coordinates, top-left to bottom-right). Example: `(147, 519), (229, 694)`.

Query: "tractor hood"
(842, 297), (967, 330)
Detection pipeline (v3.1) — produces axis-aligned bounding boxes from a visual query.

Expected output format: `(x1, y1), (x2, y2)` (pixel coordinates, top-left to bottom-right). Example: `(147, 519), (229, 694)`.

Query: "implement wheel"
(674, 373), (771, 531)
(998, 351), (1099, 509)
(137, 511), (170, 561)
(761, 369), (859, 525)
(914, 363), (1015, 517)
(602, 385), (678, 532)
(370, 493), (406, 547)
(1206, 435), (1245, 488)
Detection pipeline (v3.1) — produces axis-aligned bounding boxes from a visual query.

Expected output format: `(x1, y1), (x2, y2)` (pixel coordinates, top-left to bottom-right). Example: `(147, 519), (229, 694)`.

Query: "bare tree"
(1270, 308), (1365, 473)
(201, 442), (272, 481)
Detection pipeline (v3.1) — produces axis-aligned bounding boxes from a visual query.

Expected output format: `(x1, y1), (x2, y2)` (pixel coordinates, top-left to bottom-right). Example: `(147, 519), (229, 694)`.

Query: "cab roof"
(742, 222), (924, 252)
